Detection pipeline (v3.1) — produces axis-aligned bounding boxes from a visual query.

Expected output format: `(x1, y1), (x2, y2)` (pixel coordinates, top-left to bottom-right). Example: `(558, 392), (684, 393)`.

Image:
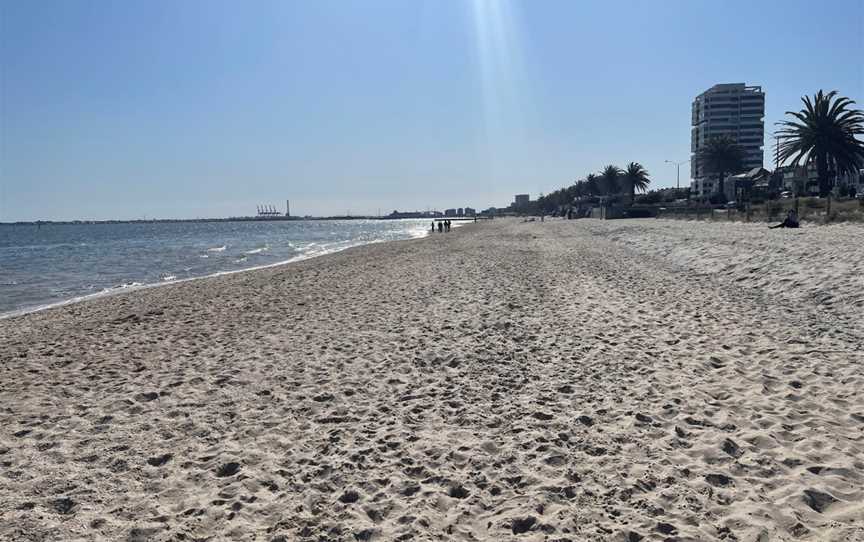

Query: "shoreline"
(0, 225), (437, 321)
(0, 216), (445, 226)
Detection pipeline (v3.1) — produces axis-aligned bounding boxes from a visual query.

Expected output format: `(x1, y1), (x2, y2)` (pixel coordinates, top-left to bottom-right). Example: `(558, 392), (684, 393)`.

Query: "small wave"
(104, 282), (143, 293)
(117, 282), (143, 289)
(2, 220), (433, 319)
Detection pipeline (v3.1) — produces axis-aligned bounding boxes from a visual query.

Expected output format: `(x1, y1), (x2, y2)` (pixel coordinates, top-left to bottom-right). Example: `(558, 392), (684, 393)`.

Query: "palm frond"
(774, 90), (864, 193)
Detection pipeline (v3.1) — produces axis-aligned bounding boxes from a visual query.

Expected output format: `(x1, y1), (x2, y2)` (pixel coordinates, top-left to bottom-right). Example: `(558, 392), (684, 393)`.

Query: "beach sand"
(1, 218), (863, 541)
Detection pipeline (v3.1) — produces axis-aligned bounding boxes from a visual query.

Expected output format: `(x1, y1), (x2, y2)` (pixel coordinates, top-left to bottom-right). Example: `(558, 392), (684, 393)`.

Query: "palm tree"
(600, 165), (622, 196)
(585, 173), (600, 196)
(622, 162), (651, 204)
(573, 180), (586, 199)
(697, 135), (744, 198)
(776, 90), (864, 197)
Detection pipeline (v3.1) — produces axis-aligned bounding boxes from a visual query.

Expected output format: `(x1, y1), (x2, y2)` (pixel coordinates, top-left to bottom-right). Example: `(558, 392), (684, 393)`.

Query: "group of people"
(431, 220), (453, 233)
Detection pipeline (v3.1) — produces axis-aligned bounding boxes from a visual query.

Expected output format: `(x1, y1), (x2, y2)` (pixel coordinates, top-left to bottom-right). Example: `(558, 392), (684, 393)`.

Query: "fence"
(655, 198), (864, 224)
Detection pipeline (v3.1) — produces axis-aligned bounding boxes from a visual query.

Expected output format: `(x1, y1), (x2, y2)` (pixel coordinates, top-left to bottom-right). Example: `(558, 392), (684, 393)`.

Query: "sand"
(1, 218), (863, 541)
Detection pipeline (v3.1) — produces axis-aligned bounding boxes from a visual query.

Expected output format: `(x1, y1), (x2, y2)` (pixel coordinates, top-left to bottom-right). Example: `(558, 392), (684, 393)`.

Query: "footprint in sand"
(215, 462), (241, 477)
(802, 489), (838, 513)
(448, 485), (469, 499)
(338, 490), (360, 503)
(51, 497), (77, 515)
(146, 453), (173, 467)
(510, 516), (536, 534)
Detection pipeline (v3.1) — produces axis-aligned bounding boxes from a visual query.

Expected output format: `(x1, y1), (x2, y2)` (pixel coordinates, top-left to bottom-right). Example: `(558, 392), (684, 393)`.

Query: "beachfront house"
(835, 168), (864, 196)
(776, 163), (863, 197)
(726, 167), (773, 201)
(777, 163), (819, 196)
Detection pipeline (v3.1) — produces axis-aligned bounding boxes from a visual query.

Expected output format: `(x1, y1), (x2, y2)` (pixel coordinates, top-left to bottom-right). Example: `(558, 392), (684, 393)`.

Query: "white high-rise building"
(690, 83), (765, 197)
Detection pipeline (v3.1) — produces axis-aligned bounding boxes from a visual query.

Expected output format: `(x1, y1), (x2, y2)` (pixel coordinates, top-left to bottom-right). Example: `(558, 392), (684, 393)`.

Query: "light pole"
(665, 159), (691, 190)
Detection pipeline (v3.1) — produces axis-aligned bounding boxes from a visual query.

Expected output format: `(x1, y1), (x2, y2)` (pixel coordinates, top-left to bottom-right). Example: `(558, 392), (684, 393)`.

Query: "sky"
(1, 0), (862, 221)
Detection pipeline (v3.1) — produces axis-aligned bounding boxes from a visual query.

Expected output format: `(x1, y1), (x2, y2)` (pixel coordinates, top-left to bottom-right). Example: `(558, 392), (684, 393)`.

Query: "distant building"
(514, 194), (530, 210)
(690, 83), (765, 197)
(457, 208), (464, 216)
(387, 210), (444, 219)
(835, 168), (864, 195)
(444, 208), (457, 217)
(727, 167), (772, 200)
(777, 164), (818, 196)
(388, 210), (424, 219)
(464, 207), (476, 216)
(774, 161), (860, 196)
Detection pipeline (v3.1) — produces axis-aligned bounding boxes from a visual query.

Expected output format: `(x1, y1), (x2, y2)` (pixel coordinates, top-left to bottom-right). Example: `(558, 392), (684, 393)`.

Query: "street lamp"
(665, 159), (691, 190)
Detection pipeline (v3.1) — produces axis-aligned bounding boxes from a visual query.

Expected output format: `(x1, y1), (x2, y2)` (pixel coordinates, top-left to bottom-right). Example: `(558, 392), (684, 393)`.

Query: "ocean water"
(0, 219), (433, 316)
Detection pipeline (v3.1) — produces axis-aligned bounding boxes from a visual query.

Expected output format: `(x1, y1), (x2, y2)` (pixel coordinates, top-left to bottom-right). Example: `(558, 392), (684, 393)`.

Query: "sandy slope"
(1, 218), (862, 542)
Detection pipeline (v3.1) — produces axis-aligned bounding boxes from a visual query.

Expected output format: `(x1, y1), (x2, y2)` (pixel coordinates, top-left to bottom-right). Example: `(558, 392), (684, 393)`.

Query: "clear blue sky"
(1, 0), (862, 220)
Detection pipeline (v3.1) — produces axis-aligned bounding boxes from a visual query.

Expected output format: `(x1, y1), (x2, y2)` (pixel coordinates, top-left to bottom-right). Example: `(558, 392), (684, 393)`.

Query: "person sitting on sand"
(770, 209), (799, 229)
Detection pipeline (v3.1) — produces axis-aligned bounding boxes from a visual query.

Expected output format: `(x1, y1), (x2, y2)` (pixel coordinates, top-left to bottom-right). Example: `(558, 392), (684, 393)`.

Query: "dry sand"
(1, 218), (863, 541)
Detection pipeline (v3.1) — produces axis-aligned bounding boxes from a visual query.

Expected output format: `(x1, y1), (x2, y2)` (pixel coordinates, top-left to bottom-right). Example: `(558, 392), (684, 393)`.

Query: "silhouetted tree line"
(531, 162), (652, 214)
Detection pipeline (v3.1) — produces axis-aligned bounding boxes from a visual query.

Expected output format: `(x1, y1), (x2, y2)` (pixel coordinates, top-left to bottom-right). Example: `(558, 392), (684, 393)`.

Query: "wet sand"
(1, 218), (863, 541)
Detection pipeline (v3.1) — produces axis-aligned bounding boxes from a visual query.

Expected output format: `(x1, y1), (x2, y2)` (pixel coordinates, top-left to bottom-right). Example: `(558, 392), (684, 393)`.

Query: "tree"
(776, 90), (864, 197)
(698, 135), (744, 199)
(600, 165), (622, 196)
(573, 180), (586, 199)
(622, 162), (651, 205)
(585, 173), (600, 196)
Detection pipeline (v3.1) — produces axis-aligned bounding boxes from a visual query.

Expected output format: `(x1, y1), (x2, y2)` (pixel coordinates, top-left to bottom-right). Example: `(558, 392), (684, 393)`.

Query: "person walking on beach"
(431, 221), (435, 233)
(437, 222), (443, 233)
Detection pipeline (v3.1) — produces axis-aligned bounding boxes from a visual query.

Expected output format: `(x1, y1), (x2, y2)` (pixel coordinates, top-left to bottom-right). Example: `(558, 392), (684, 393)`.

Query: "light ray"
(468, 0), (535, 184)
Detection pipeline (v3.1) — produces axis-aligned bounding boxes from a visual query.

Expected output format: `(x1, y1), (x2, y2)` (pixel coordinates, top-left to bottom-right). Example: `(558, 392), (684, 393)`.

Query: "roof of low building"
(731, 167), (771, 180)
